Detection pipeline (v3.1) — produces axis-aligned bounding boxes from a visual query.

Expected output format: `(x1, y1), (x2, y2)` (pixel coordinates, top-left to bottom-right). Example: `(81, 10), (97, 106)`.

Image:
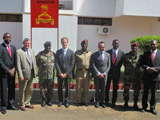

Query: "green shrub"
(130, 35), (160, 53)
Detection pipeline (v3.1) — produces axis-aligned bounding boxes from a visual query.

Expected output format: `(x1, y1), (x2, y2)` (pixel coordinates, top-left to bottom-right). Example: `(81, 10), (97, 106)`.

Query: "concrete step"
(15, 89), (160, 104)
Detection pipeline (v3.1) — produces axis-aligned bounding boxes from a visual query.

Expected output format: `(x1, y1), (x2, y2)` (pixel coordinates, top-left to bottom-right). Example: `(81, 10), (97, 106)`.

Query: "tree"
(130, 35), (160, 53)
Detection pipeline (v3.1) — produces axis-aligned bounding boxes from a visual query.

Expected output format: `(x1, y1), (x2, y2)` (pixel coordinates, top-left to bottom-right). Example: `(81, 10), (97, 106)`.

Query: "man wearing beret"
(141, 40), (160, 115)
(36, 41), (56, 107)
(122, 42), (142, 110)
(74, 40), (92, 106)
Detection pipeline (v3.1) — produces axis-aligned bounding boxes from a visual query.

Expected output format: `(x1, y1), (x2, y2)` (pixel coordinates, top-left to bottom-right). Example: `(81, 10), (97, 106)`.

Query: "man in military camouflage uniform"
(36, 41), (56, 107)
(123, 42), (142, 110)
(75, 40), (92, 106)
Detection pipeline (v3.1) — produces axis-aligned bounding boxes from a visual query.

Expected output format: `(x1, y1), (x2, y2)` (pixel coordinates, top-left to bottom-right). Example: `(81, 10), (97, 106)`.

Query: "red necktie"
(113, 51), (116, 64)
(152, 51), (154, 62)
(8, 45), (12, 58)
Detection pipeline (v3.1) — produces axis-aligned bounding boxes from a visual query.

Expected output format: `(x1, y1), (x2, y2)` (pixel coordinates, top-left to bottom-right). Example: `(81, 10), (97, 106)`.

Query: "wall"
(77, 0), (116, 17)
(0, 22), (22, 49)
(0, 0), (23, 14)
(23, 14), (77, 54)
(151, 18), (160, 35)
(77, 16), (153, 53)
(123, 0), (160, 17)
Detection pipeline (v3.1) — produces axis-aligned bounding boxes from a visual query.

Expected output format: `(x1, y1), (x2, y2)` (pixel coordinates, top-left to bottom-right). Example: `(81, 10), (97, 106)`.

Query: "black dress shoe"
(105, 102), (109, 107)
(47, 101), (53, 106)
(150, 109), (158, 115)
(65, 102), (69, 108)
(95, 102), (99, 108)
(41, 100), (46, 107)
(76, 103), (81, 107)
(101, 104), (106, 108)
(84, 103), (88, 106)
(112, 103), (116, 108)
(1, 108), (6, 114)
(7, 105), (19, 110)
(133, 104), (140, 111)
(141, 108), (146, 113)
(58, 102), (63, 107)
(81, 102), (88, 106)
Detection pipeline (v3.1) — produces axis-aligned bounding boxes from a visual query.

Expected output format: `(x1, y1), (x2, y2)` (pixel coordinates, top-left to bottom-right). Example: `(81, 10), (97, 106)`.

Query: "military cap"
(81, 39), (88, 44)
(131, 42), (139, 47)
(44, 41), (51, 46)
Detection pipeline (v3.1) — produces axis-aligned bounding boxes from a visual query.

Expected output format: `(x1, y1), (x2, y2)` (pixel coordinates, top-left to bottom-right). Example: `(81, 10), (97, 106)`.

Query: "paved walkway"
(0, 103), (160, 120)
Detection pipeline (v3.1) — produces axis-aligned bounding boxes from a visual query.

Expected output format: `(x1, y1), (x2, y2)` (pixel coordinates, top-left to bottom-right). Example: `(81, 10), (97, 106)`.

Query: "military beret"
(131, 42), (139, 47)
(81, 39), (88, 44)
(44, 41), (51, 46)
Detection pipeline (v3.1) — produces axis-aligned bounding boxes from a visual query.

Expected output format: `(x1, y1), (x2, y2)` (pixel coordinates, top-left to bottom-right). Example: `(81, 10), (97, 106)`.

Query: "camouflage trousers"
(123, 76), (141, 102)
(39, 78), (54, 100)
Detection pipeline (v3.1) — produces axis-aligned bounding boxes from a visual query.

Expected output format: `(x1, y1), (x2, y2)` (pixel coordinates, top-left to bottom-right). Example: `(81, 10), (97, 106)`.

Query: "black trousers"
(105, 75), (119, 103)
(94, 77), (107, 103)
(0, 75), (15, 108)
(142, 79), (159, 109)
(58, 77), (71, 102)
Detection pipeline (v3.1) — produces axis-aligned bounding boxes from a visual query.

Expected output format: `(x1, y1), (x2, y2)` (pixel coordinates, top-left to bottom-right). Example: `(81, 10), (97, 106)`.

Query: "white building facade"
(0, 0), (160, 54)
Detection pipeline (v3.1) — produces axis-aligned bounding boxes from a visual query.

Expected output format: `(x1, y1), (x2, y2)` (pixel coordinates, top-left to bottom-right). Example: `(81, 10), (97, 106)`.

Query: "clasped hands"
(98, 73), (105, 79)
(8, 68), (15, 77)
(59, 73), (68, 79)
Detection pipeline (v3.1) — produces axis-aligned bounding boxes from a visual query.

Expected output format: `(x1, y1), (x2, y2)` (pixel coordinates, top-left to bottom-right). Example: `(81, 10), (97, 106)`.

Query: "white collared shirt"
(4, 42), (11, 50)
(151, 49), (157, 57)
(63, 48), (68, 56)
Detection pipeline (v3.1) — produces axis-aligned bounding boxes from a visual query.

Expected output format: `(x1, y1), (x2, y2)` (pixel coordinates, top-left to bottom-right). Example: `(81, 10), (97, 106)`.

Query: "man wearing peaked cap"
(44, 41), (51, 46)
(36, 41), (56, 107)
(122, 42), (142, 110)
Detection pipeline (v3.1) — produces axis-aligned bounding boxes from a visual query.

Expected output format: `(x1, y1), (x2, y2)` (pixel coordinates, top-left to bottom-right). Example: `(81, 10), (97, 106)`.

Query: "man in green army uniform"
(75, 40), (92, 106)
(36, 41), (56, 107)
(123, 42), (142, 110)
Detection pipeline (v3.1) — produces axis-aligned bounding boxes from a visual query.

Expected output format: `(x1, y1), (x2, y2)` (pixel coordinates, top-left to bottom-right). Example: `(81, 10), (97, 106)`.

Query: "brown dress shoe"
(26, 105), (34, 109)
(20, 107), (26, 111)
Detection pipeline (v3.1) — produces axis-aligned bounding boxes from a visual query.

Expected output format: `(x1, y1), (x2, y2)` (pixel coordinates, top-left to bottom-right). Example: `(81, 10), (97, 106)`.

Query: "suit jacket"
(56, 48), (75, 78)
(91, 51), (111, 78)
(142, 50), (160, 81)
(16, 47), (37, 80)
(0, 43), (16, 77)
(106, 49), (124, 78)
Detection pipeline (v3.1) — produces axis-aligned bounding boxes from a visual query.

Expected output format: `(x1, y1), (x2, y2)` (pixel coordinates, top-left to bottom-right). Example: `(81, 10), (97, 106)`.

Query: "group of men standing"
(0, 33), (159, 116)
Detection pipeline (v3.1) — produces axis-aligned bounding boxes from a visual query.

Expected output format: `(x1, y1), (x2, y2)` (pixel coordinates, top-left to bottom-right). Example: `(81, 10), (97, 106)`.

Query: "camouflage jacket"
(123, 52), (142, 77)
(36, 51), (56, 80)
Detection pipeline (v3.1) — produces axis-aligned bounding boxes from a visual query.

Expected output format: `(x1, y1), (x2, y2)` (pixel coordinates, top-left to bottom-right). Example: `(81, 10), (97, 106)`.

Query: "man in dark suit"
(105, 39), (124, 107)
(91, 41), (111, 108)
(56, 37), (75, 108)
(141, 40), (160, 115)
(0, 33), (18, 114)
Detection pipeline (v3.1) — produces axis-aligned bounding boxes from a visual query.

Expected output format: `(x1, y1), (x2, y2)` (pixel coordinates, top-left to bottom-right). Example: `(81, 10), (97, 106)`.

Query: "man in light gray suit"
(105, 39), (124, 107)
(56, 37), (75, 108)
(91, 41), (111, 108)
(16, 38), (37, 111)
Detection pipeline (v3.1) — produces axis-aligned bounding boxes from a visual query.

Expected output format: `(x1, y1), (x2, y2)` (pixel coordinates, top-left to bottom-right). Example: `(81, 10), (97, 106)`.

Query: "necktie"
(8, 45), (12, 58)
(63, 49), (66, 59)
(101, 52), (104, 64)
(152, 51), (155, 62)
(27, 50), (33, 69)
(113, 51), (116, 64)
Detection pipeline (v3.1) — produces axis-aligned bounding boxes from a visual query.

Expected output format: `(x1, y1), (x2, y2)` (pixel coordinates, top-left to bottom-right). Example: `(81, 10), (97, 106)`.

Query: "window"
(0, 14), (22, 22)
(78, 17), (112, 25)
